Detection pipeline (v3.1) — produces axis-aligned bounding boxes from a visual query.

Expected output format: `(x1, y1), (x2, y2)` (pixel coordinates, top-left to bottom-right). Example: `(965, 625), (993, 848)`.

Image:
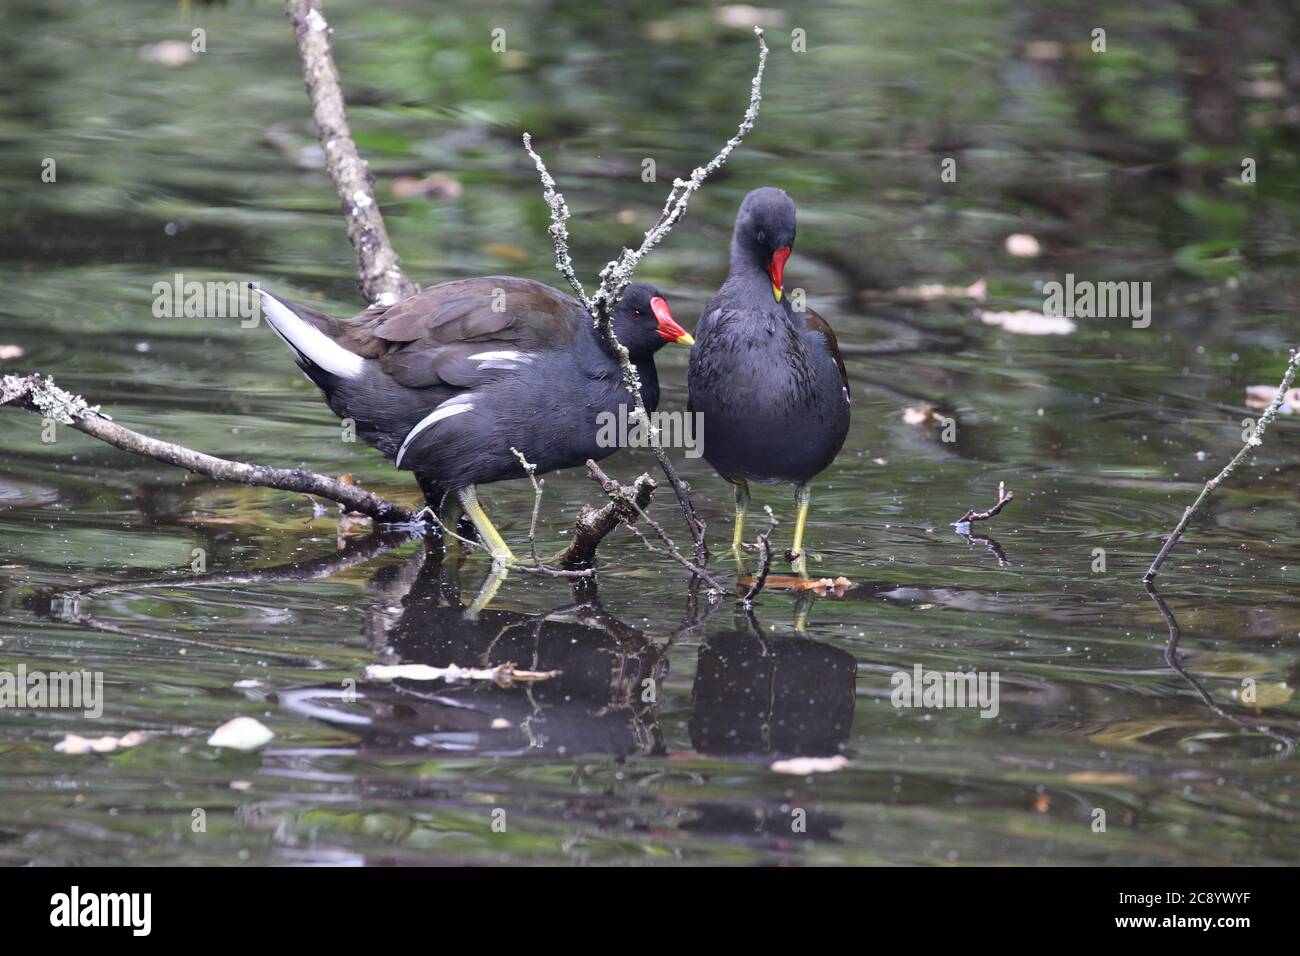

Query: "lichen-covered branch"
(285, 0), (416, 305)
(2, 374), (414, 523)
(523, 27), (769, 566)
(1143, 348), (1299, 582)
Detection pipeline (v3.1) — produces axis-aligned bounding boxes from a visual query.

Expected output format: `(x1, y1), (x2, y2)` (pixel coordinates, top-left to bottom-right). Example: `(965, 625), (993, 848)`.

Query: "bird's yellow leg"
(457, 485), (516, 566)
(731, 478), (751, 566)
(790, 481), (812, 580)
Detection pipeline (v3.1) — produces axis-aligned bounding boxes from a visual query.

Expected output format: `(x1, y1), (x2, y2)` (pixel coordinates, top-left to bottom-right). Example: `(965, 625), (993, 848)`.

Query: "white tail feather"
(258, 290), (363, 380)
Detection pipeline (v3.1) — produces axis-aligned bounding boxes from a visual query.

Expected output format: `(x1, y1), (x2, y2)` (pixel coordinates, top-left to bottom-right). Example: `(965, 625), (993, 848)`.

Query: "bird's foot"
(786, 547), (811, 582)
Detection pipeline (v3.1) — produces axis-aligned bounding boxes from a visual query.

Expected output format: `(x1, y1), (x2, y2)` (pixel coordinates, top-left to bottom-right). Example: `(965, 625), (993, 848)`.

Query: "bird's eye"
(632, 309), (641, 319)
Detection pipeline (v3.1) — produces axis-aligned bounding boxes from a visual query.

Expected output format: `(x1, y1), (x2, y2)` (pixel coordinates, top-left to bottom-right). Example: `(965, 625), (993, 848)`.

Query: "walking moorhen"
(687, 188), (850, 578)
(259, 277), (693, 563)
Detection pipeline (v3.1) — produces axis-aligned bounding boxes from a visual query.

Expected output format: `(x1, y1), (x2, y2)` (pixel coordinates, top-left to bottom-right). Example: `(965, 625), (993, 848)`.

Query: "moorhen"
(687, 188), (850, 578)
(258, 276), (693, 563)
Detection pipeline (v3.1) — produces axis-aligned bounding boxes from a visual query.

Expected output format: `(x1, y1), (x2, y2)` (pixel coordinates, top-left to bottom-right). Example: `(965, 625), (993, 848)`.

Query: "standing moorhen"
(687, 187), (850, 578)
(258, 277), (693, 564)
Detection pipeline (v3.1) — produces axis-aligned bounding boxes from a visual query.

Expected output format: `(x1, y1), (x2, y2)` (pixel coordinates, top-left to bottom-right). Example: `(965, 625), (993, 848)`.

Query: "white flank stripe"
(259, 290), (364, 379)
(395, 399), (474, 468)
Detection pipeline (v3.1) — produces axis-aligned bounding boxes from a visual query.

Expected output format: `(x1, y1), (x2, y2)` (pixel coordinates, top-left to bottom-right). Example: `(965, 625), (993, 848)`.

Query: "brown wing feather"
(324, 276), (582, 389)
(804, 307), (848, 393)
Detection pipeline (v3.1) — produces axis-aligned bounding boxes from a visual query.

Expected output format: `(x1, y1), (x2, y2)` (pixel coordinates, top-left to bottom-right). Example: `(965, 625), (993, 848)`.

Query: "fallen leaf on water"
(389, 173), (463, 199)
(1239, 682), (1293, 709)
(0, 344), (24, 360)
(1065, 771), (1137, 786)
(1033, 794), (1052, 812)
(861, 277), (986, 303)
(902, 402), (940, 426)
(482, 242), (530, 263)
(140, 41), (196, 67)
(770, 755), (848, 774)
(1245, 384), (1300, 414)
(55, 731), (145, 754)
(1023, 40), (1063, 61)
(980, 310), (1075, 335)
(716, 5), (787, 29)
(743, 574), (854, 595)
(1005, 233), (1042, 257)
(207, 716), (274, 752)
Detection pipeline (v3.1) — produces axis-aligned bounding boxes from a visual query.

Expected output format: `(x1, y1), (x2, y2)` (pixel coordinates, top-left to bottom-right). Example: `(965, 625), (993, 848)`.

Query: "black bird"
(687, 188), (849, 578)
(258, 277), (693, 563)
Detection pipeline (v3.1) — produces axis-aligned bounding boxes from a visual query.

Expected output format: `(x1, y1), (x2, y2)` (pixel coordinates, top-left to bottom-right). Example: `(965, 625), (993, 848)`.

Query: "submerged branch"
(1143, 348), (1299, 582)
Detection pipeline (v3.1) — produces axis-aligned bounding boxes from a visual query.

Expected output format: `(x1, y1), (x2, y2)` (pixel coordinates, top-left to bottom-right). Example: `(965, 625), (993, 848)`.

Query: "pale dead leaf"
(140, 41), (196, 67)
(770, 755), (849, 774)
(1245, 384), (1300, 414)
(980, 310), (1075, 335)
(55, 730), (146, 754)
(0, 344), (24, 360)
(389, 173), (463, 199)
(207, 716), (274, 751)
(902, 403), (939, 426)
(1066, 771), (1137, 785)
(861, 277), (986, 303)
(1005, 233), (1042, 257)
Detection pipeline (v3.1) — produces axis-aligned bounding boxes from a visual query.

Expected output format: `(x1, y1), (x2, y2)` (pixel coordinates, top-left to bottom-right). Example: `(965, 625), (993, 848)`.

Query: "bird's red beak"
(652, 296), (694, 346)
(767, 246), (791, 302)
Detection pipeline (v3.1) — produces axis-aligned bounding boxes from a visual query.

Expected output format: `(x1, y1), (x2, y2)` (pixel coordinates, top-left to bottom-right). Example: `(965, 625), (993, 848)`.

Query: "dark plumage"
(687, 188), (849, 577)
(260, 276), (691, 561)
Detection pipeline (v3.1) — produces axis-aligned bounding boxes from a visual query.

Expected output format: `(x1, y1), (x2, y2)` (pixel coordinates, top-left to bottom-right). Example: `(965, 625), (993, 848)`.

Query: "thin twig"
(740, 506), (778, 606)
(511, 447), (544, 566)
(1, 374), (414, 523)
(284, 0), (415, 305)
(504, 447), (596, 579)
(953, 481), (1013, 527)
(1144, 348), (1300, 582)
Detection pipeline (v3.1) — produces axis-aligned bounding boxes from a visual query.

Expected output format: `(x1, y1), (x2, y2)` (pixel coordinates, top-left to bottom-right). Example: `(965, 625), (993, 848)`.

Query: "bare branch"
(1, 374), (415, 523)
(1144, 348), (1300, 582)
(511, 446), (544, 566)
(740, 506), (778, 606)
(953, 481), (1013, 527)
(284, 0), (416, 305)
(556, 464), (657, 570)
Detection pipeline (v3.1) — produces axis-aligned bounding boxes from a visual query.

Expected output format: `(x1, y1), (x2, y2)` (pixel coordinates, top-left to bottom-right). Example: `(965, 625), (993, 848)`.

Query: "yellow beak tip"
(773, 285), (783, 302)
(675, 332), (695, 347)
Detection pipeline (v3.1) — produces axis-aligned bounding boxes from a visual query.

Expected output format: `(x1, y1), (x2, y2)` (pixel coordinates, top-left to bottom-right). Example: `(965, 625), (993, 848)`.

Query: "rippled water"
(1, 0), (1298, 865)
